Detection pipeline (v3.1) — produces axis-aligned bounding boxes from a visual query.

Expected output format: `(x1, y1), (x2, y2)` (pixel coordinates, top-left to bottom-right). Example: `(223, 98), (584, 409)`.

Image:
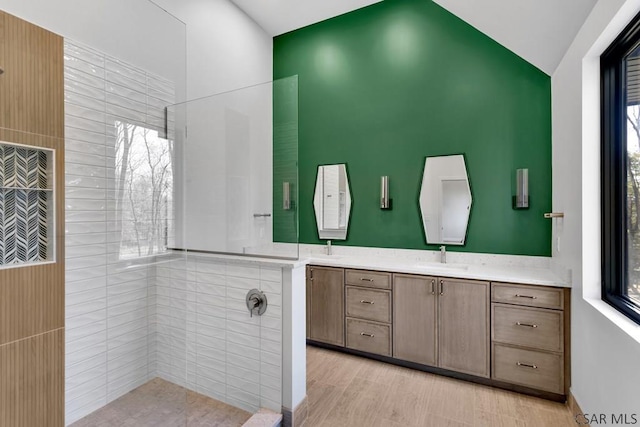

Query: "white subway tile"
(226, 386), (260, 411)
(66, 265), (107, 282)
(66, 308), (107, 330)
(66, 320), (107, 343)
(259, 280), (282, 295)
(108, 318), (148, 340)
(66, 297), (107, 319)
(66, 353), (107, 382)
(260, 267), (282, 283)
(65, 102), (107, 124)
(109, 307), (147, 328)
(65, 386), (107, 425)
(105, 58), (146, 84)
(64, 56), (105, 79)
(66, 340), (107, 366)
(66, 114), (107, 134)
(66, 362), (108, 392)
(260, 350), (281, 368)
(226, 264), (260, 280)
(65, 42), (105, 67)
(65, 79), (106, 102)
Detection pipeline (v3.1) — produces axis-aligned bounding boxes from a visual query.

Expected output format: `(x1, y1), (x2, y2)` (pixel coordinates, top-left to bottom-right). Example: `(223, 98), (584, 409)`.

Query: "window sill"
(584, 296), (640, 344)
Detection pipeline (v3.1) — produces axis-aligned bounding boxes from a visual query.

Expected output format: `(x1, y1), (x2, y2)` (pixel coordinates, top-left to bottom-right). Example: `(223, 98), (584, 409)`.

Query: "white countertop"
(303, 254), (570, 288)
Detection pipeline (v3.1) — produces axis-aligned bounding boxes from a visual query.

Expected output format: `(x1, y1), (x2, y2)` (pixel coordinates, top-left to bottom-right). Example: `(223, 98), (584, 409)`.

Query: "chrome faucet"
(440, 245), (446, 263)
(326, 240), (332, 256)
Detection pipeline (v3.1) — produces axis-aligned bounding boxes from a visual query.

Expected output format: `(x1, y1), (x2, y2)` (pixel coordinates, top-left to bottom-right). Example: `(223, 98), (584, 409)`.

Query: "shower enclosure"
(64, 13), (299, 421)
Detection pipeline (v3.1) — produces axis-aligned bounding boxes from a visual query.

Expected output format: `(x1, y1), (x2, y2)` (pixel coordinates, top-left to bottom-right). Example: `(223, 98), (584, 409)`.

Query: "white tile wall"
(64, 39), (176, 425)
(154, 254), (283, 413)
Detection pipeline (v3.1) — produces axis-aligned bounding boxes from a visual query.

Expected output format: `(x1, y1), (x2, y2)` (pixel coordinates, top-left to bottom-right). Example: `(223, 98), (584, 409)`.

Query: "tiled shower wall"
(63, 39), (175, 424)
(153, 254), (283, 413)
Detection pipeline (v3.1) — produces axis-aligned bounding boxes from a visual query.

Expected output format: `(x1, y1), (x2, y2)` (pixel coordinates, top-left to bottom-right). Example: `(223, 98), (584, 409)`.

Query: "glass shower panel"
(63, 0), (188, 425)
(170, 77), (299, 259)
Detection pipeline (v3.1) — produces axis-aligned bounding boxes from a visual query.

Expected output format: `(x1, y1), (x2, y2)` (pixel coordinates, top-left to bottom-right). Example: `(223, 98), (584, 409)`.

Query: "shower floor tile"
(70, 378), (252, 427)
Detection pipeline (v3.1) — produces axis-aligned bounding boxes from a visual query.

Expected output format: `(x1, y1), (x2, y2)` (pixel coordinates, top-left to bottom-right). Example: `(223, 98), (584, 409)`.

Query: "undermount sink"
(413, 262), (469, 271)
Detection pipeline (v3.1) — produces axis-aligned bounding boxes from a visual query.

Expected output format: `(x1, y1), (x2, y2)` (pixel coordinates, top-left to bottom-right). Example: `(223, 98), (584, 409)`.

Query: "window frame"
(601, 10), (640, 326)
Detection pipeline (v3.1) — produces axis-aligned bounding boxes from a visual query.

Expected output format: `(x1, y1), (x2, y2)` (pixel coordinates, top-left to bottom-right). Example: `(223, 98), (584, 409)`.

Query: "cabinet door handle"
(430, 279), (435, 295)
(360, 332), (375, 338)
(516, 322), (538, 328)
(439, 280), (444, 295)
(360, 278), (374, 282)
(517, 362), (538, 369)
(360, 300), (375, 305)
(515, 294), (537, 299)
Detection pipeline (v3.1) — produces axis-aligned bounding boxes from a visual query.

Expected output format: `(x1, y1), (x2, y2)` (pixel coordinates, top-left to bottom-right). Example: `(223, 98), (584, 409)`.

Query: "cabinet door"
(438, 278), (490, 377)
(307, 266), (345, 346)
(393, 274), (437, 366)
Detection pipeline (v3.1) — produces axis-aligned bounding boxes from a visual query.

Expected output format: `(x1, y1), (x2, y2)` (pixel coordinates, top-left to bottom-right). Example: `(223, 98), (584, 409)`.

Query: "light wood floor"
(305, 346), (576, 427)
(70, 378), (252, 427)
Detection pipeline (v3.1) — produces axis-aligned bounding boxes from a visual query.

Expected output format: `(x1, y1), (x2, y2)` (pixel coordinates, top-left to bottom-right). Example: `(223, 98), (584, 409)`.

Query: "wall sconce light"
(380, 176), (391, 209)
(283, 182), (291, 210)
(513, 168), (529, 209)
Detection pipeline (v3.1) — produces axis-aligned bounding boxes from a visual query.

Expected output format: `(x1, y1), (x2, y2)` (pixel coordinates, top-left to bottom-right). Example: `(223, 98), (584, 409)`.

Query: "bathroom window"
(601, 12), (640, 325)
(114, 121), (174, 259)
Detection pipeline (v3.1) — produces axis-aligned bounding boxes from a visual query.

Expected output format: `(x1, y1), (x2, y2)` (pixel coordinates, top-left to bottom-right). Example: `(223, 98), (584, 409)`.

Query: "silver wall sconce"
(283, 182), (291, 210)
(380, 176), (391, 209)
(513, 168), (529, 209)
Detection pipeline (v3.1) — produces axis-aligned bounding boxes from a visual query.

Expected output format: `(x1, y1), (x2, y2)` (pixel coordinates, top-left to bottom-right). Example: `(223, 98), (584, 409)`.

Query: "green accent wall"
(273, 76), (299, 244)
(273, 0), (552, 256)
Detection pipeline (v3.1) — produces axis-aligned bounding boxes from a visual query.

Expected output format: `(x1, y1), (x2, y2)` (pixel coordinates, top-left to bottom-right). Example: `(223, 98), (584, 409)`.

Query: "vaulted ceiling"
(230, 0), (599, 75)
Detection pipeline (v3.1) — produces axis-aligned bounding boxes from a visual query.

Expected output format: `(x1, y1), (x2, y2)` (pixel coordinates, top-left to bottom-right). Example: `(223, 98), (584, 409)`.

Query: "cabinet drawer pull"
(516, 322), (538, 328)
(360, 278), (374, 282)
(431, 279), (435, 294)
(515, 294), (537, 299)
(360, 300), (375, 304)
(360, 332), (375, 338)
(516, 362), (538, 369)
(439, 280), (444, 295)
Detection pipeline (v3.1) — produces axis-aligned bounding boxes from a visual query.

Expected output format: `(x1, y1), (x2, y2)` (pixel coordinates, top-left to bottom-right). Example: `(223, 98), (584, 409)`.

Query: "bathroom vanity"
(305, 259), (570, 400)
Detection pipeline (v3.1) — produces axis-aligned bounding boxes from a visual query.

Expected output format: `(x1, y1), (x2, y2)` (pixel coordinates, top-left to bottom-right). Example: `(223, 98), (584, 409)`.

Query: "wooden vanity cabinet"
(438, 278), (490, 378)
(306, 266), (345, 346)
(392, 275), (490, 378)
(305, 265), (568, 399)
(490, 282), (569, 394)
(345, 269), (393, 356)
(392, 274), (438, 366)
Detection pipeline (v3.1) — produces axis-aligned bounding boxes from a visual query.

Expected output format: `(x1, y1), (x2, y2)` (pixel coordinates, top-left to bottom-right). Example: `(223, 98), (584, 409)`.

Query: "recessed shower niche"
(0, 141), (55, 266)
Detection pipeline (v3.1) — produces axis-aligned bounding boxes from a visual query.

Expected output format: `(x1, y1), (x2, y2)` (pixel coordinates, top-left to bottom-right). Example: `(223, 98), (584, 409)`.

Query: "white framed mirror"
(419, 154), (472, 245)
(313, 164), (352, 240)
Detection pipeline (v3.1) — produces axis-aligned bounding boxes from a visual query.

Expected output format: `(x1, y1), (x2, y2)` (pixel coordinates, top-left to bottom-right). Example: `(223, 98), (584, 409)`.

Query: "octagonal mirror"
(313, 164), (352, 240)
(419, 155), (472, 245)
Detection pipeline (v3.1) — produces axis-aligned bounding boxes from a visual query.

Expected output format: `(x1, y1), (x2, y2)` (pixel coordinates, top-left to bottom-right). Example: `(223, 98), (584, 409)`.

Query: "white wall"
(0, 0), (186, 102)
(552, 0), (640, 414)
(151, 0), (273, 99)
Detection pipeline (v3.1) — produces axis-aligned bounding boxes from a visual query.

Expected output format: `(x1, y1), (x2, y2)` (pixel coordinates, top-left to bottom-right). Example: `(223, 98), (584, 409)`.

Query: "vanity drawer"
(492, 344), (563, 394)
(346, 286), (391, 323)
(492, 283), (564, 310)
(346, 318), (391, 356)
(492, 304), (563, 353)
(345, 269), (391, 290)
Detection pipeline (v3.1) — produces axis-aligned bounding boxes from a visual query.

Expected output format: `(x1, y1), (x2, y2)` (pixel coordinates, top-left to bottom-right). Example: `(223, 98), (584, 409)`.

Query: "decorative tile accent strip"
(0, 143), (51, 265)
